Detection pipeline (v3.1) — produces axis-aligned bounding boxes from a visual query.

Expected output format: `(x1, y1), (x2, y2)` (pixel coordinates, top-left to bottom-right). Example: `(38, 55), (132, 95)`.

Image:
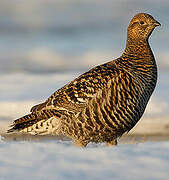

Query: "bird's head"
(127, 13), (160, 43)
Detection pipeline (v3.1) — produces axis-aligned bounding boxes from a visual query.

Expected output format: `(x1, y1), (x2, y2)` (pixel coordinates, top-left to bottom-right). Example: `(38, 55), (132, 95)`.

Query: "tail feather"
(7, 109), (63, 133)
(7, 113), (44, 133)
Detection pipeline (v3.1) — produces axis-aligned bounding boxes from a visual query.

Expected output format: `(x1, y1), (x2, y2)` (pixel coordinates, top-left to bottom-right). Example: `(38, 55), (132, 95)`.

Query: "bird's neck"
(123, 38), (153, 57)
(121, 38), (156, 66)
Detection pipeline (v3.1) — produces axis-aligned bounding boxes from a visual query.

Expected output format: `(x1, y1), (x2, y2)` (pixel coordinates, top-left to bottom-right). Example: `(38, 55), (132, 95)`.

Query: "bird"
(8, 13), (160, 147)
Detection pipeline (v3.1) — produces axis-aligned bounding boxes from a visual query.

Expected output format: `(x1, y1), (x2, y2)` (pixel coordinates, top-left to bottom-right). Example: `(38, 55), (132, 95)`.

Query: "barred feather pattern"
(8, 13), (160, 146)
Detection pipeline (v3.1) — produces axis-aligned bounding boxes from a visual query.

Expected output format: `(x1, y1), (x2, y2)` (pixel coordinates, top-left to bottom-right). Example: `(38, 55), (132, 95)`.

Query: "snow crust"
(0, 141), (169, 180)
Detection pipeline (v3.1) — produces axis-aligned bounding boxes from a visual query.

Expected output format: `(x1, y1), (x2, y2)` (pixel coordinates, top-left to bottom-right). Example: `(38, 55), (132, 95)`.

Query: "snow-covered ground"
(0, 139), (169, 180)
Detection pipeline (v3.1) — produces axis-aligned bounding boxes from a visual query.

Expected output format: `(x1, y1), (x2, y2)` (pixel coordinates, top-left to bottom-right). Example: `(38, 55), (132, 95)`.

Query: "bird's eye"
(140, 21), (145, 25)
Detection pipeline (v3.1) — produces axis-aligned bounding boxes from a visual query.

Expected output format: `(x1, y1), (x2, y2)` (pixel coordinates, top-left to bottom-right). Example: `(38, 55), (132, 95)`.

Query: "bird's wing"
(31, 61), (119, 114)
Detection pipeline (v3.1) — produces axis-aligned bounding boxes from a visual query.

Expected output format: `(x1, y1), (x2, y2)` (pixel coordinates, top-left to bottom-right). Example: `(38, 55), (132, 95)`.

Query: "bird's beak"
(153, 20), (161, 27)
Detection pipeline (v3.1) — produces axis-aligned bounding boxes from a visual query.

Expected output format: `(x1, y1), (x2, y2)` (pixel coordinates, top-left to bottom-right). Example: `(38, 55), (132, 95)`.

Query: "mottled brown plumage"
(8, 13), (160, 147)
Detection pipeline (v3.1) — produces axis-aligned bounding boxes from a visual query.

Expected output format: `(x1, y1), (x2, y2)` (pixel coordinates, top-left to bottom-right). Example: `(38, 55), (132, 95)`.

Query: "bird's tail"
(7, 113), (43, 133)
(7, 109), (63, 133)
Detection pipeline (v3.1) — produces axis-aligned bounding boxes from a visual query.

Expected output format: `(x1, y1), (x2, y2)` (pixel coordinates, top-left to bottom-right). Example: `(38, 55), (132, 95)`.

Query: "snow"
(0, 140), (169, 180)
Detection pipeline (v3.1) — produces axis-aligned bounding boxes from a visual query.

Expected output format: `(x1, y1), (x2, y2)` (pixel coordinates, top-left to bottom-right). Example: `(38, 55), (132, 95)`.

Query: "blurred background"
(0, 0), (169, 136)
